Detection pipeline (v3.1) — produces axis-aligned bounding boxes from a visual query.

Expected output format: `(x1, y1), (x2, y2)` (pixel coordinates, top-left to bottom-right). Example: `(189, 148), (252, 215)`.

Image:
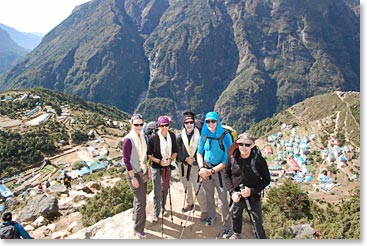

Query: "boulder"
(290, 224), (316, 239)
(31, 216), (48, 228)
(67, 209), (135, 239)
(17, 194), (59, 223)
(24, 224), (35, 232)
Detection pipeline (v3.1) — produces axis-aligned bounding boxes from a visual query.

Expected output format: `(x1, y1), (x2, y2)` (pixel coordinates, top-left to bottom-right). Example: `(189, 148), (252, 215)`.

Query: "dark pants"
(232, 198), (267, 239)
(151, 167), (171, 217)
(127, 173), (147, 233)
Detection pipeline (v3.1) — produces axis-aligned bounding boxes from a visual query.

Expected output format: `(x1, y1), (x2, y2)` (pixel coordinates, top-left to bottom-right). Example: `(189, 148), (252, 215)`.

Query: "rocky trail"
(67, 169), (255, 240)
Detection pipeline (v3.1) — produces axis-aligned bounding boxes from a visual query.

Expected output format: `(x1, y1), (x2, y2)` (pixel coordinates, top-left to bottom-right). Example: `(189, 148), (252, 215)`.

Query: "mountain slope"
(0, 23), (43, 51)
(0, 28), (28, 74)
(0, 87), (130, 178)
(250, 91), (360, 150)
(0, 0), (359, 131)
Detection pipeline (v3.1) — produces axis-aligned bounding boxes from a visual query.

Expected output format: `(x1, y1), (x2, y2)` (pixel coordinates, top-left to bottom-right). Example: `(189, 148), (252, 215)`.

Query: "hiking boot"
(182, 204), (194, 212)
(222, 229), (233, 239)
(204, 217), (214, 226)
(200, 212), (208, 221)
(229, 233), (241, 239)
(152, 215), (159, 224)
(136, 231), (146, 239)
(163, 210), (170, 217)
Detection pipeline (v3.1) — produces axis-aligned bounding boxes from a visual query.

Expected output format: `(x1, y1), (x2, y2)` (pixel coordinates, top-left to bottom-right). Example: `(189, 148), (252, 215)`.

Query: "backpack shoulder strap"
(204, 130), (231, 151)
(251, 147), (261, 177)
(153, 133), (159, 154)
(218, 130), (231, 151)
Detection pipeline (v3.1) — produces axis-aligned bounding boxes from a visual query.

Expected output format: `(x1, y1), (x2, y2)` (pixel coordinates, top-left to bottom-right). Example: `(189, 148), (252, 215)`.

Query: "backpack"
(222, 125), (237, 142)
(143, 121), (158, 143)
(203, 125), (236, 151)
(0, 222), (19, 239)
(64, 176), (69, 183)
(194, 119), (204, 133)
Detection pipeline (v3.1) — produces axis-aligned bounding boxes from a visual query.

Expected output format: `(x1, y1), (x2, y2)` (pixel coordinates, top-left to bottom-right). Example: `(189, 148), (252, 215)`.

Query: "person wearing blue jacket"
(197, 112), (233, 239)
(1, 211), (33, 239)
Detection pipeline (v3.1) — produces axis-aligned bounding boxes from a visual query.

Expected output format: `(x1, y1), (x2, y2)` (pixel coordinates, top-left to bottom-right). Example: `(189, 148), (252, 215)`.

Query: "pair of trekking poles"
(179, 174), (202, 239)
(215, 184), (260, 239)
(179, 173), (260, 239)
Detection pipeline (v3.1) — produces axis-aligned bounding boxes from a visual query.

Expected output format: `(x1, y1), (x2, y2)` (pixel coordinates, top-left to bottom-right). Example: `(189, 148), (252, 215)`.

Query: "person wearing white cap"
(223, 132), (270, 239)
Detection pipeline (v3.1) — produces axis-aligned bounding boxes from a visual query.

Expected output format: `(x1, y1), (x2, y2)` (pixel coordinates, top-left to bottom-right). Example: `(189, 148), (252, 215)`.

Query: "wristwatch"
(211, 169), (215, 175)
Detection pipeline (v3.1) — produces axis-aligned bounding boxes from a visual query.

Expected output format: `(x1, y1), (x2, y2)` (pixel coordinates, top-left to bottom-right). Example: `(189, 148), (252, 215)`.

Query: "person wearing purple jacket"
(122, 114), (150, 239)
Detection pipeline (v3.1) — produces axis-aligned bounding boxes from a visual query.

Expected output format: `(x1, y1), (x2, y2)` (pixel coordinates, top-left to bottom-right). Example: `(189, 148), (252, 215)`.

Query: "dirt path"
(143, 178), (255, 239)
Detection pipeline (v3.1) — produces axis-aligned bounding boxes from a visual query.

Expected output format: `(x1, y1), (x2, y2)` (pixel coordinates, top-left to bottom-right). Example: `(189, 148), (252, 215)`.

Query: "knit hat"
(183, 110), (195, 122)
(157, 116), (170, 126)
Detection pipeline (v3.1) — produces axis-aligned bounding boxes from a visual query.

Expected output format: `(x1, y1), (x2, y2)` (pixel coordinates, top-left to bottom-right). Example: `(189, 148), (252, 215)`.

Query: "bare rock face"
(17, 194), (59, 223)
(67, 209), (135, 239)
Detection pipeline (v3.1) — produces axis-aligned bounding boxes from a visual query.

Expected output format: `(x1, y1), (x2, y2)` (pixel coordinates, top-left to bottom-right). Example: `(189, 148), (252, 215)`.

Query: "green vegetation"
(79, 167), (153, 227)
(0, 129), (57, 177)
(311, 188), (360, 239)
(350, 104), (360, 125)
(263, 180), (360, 239)
(250, 117), (279, 138)
(265, 179), (312, 220)
(79, 178), (133, 226)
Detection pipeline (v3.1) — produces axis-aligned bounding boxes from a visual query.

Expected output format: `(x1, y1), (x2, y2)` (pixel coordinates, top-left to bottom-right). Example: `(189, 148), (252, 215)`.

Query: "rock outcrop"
(17, 194), (59, 223)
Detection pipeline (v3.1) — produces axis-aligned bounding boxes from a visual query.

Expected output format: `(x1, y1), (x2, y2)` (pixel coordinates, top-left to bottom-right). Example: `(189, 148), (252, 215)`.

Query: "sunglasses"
(184, 121), (194, 125)
(238, 143), (252, 147)
(159, 124), (169, 128)
(133, 123), (144, 127)
(205, 120), (217, 124)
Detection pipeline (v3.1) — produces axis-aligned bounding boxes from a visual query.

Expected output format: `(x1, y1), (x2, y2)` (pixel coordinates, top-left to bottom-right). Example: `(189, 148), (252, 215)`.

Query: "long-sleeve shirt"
(122, 138), (133, 171)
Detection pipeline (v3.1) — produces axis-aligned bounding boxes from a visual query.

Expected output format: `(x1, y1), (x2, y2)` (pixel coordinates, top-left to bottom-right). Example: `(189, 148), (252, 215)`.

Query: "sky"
(0, 0), (91, 34)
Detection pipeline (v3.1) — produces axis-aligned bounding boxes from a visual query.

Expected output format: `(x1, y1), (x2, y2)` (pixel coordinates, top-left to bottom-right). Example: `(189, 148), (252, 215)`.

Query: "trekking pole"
(189, 177), (203, 230)
(240, 184), (260, 239)
(168, 177), (174, 223)
(180, 165), (191, 227)
(161, 167), (167, 238)
(215, 195), (238, 239)
(180, 182), (189, 227)
(179, 179), (202, 239)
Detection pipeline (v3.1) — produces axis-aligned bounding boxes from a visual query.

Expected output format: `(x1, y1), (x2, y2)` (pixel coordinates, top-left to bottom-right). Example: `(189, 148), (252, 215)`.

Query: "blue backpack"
(0, 222), (19, 239)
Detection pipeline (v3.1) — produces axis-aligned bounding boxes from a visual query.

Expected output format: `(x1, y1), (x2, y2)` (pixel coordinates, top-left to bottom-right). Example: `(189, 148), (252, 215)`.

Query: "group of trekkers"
(123, 111), (271, 239)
